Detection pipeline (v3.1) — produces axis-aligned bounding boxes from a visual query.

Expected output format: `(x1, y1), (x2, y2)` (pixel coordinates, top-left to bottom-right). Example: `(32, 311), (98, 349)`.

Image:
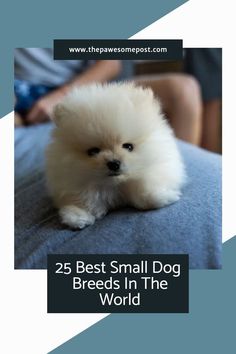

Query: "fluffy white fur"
(46, 82), (186, 229)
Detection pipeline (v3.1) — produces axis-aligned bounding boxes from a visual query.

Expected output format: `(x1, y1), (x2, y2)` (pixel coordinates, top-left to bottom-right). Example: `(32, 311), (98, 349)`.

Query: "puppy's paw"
(133, 189), (181, 210)
(153, 189), (181, 208)
(93, 208), (107, 220)
(59, 205), (95, 229)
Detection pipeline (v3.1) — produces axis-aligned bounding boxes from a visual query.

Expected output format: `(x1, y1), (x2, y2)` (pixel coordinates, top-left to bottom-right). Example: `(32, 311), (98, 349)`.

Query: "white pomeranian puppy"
(46, 82), (186, 229)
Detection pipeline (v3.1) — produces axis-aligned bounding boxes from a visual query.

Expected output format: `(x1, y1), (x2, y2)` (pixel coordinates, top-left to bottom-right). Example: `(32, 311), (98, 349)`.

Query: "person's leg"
(135, 74), (202, 145)
(201, 99), (222, 153)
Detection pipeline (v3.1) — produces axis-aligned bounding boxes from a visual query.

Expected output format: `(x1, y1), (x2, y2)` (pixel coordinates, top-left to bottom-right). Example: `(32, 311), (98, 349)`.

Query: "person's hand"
(26, 88), (67, 124)
(15, 112), (23, 126)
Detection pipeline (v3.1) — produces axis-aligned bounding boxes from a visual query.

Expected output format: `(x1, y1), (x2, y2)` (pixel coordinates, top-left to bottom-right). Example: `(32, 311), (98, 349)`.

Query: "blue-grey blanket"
(15, 123), (222, 269)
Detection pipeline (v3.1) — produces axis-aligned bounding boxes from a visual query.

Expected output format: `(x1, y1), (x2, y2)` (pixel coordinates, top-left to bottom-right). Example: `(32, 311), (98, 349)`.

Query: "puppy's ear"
(142, 87), (155, 101)
(130, 85), (154, 103)
(52, 103), (68, 127)
(141, 86), (162, 114)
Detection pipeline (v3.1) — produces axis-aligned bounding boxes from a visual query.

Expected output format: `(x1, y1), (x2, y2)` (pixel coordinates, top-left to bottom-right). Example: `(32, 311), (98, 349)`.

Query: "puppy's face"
(82, 138), (135, 179)
(53, 83), (164, 182)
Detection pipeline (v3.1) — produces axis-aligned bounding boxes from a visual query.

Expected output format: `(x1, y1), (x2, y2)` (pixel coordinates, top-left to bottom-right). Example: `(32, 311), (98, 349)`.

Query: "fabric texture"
(15, 123), (222, 269)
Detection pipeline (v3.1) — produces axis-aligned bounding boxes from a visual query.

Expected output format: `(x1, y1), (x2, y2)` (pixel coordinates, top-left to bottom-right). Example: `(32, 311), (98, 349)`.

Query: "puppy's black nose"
(107, 160), (120, 172)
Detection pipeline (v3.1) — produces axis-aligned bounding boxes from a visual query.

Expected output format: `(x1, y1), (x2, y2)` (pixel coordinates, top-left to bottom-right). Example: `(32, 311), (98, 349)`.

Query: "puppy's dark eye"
(87, 147), (101, 156)
(122, 143), (133, 152)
